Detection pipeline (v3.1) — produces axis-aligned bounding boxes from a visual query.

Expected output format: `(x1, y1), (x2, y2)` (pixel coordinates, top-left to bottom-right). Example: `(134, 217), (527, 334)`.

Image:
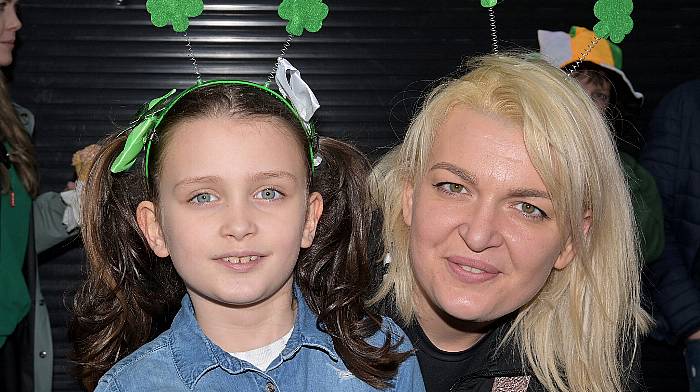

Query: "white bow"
(275, 58), (320, 126)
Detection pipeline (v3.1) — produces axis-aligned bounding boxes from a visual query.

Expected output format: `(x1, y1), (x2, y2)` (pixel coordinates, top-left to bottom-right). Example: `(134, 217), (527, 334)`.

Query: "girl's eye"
(436, 182), (467, 194)
(255, 188), (283, 201)
(190, 193), (218, 204)
(514, 202), (548, 220)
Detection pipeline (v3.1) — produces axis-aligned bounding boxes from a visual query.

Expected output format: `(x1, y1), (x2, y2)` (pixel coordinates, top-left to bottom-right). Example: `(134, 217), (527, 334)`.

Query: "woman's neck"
(189, 280), (296, 353)
(414, 292), (493, 353)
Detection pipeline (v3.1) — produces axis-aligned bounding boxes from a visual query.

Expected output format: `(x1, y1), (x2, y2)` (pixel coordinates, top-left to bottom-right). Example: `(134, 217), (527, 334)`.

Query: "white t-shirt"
(229, 327), (294, 371)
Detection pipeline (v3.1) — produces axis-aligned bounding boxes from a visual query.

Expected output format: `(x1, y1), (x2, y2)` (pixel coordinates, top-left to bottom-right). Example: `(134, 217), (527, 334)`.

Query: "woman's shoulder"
(95, 331), (176, 391)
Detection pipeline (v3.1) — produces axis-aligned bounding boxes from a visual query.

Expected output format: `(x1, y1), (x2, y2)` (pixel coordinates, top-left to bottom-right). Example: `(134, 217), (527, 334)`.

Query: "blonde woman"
(371, 53), (649, 392)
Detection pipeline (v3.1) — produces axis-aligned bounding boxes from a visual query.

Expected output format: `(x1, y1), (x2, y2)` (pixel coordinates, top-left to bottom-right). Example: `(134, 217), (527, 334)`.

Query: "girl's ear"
(136, 200), (170, 257)
(301, 192), (323, 248)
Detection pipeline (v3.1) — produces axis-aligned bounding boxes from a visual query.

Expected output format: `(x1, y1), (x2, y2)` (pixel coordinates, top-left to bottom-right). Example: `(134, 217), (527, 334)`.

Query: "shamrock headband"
(481, 0), (635, 65)
(110, 79), (318, 178)
(119, 1), (329, 178)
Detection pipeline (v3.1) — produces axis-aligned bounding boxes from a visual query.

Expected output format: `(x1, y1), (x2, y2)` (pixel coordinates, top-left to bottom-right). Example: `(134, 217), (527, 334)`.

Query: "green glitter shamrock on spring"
(146, 0), (204, 32)
(593, 0), (633, 43)
(278, 0), (329, 36)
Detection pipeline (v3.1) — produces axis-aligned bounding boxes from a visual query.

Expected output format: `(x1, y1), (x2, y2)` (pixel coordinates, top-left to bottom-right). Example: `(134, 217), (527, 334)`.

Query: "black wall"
(10, 0), (699, 390)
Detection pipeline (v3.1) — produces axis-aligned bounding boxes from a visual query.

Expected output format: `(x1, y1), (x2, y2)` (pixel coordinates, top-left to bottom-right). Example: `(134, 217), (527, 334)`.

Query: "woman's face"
(403, 106), (575, 325)
(0, 0), (21, 67)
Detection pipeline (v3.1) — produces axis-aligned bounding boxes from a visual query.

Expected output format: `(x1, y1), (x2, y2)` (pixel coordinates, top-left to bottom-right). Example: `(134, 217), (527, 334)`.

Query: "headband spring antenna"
(267, 34), (294, 87)
(183, 31), (202, 84)
(566, 35), (602, 76)
(488, 6), (498, 54)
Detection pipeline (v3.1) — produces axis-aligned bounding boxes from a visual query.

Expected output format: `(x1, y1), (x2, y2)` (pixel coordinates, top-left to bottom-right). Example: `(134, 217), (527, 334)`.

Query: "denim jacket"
(95, 287), (425, 392)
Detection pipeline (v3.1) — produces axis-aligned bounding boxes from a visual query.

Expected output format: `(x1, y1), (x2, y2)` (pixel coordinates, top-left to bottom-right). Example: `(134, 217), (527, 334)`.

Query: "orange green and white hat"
(538, 26), (643, 102)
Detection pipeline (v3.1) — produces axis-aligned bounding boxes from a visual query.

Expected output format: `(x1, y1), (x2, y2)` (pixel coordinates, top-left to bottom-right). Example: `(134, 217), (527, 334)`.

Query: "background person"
(640, 80), (700, 391)
(538, 26), (664, 265)
(0, 1), (90, 391)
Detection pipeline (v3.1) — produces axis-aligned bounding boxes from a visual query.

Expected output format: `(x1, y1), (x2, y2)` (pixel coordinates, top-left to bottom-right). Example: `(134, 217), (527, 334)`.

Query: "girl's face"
(0, 0), (20, 67)
(403, 106), (575, 325)
(138, 116), (322, 310)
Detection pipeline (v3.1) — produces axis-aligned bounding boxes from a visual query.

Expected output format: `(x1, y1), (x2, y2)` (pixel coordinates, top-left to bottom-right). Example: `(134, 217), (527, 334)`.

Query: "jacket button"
(265, 382), (275, 392)
(39, 351), (47, 358)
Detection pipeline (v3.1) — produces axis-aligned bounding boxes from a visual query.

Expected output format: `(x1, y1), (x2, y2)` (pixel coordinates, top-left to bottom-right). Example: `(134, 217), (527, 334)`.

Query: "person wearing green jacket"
(0, 2), (79, 391)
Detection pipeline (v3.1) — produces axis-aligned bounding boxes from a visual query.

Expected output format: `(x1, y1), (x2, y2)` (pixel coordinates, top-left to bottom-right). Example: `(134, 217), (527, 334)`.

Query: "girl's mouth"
(222, 255), (259, 264)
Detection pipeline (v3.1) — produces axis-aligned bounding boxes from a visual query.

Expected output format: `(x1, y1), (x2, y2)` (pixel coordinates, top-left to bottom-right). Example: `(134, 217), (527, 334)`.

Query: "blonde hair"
(370, 53), (650, 391)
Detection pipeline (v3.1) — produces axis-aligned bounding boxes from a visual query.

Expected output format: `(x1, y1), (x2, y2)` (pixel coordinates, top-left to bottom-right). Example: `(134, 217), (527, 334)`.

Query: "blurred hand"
(72, 144), (100, 181)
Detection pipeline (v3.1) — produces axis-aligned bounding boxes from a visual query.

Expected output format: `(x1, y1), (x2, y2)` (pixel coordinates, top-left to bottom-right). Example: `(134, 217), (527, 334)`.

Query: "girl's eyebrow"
(174, 176), (221, 189)
(251, 171), (298, 183)
(173, 171), (298, 190)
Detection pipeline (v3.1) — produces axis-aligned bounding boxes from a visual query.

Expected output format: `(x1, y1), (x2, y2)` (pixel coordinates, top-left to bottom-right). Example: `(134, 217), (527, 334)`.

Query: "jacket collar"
(169, 284), (338, 388)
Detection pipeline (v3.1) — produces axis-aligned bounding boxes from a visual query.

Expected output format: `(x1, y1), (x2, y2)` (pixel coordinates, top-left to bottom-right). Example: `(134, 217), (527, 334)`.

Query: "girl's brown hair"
(70, 83), (408, 390)
(0, 74), (38, 197)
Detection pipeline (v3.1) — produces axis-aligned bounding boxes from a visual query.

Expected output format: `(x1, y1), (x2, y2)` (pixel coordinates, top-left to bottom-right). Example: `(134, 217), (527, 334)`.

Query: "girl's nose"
(219, 201), (257, 240)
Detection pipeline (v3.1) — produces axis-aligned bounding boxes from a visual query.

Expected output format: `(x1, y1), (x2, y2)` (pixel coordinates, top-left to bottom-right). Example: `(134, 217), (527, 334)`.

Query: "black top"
(404, 322), (495, 392)
(403, 318), (644, 392)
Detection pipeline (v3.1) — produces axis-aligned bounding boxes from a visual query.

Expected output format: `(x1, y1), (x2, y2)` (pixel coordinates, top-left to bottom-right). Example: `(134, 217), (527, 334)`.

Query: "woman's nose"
(457, 202), (504, 252)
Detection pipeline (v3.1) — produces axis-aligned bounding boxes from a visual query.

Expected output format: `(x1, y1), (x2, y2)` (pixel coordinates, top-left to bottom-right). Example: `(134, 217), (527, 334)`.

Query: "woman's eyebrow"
(508, 187), (551, 200)
(430, 162), (477, 186)
(430, 163), (551, 199)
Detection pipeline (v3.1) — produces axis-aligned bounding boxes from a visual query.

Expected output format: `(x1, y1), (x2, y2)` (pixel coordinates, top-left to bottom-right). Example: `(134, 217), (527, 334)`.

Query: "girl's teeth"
(460, 265), (485, 274)
(224, 256), (259, 264)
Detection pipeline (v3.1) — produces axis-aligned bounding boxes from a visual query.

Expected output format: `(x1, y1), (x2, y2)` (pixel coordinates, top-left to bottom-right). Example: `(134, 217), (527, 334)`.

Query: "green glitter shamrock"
(480, 0), (497, 7)
(146, 0), (204, 32)
(278, 0), (329, 36)
(593, 0), (634, 43)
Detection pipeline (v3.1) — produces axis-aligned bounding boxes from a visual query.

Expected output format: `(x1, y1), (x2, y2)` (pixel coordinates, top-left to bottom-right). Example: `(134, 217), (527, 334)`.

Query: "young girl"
(70, 81), (424, 391)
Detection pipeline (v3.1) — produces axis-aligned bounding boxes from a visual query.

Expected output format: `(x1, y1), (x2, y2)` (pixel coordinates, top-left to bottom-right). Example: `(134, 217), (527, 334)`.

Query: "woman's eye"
(190, 193), (218, 204)
(436, 182), (467, 194)
(514, 202), (548, 220)
(255, 188), (283, 201)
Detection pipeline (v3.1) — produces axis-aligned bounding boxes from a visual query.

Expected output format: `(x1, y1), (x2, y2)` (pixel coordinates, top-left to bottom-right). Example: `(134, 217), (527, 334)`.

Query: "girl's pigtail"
(68, 133), (184, 391)
(297, 137), (410, 389)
